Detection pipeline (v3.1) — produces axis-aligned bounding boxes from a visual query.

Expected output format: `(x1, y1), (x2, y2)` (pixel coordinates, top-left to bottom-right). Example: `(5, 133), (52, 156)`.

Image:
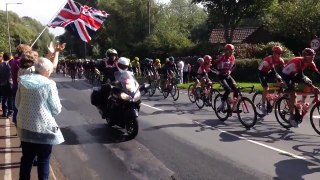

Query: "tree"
(263, 0), (320, 47)
(0, 11), (53, 55)
(192, 0), (275, 43)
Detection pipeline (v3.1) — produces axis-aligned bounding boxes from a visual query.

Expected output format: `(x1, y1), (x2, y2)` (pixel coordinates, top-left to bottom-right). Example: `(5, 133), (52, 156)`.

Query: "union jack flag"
(49, 0), (109, 42)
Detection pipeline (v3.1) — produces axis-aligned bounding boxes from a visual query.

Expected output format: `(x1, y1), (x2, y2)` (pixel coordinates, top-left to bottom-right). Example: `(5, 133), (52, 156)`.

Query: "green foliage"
(193, 0), (275, 43)
(0, 11), (53, 55)
(263, 0), (320, 46)
(59, 0), (208, 58)
(235, 42), (294, 59)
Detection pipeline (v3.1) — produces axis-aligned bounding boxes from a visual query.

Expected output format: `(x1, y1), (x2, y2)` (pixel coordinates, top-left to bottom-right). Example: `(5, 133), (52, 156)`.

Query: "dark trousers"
(183, 72), (189, 83)
(0, 85), (13, 114)
(19, 141), (53, 180)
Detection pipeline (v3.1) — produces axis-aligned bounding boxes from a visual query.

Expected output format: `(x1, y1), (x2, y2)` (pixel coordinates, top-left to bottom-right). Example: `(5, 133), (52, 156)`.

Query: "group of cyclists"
(59, 43), (320, 132)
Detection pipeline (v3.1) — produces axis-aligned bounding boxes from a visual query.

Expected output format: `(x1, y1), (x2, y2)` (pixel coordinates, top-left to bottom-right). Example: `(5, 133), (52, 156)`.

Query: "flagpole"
(30, 0), (69, 47)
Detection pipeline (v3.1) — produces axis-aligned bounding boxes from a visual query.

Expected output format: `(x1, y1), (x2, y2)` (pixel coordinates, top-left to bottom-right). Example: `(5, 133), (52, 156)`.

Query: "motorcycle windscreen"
(114, 71), (139, 94)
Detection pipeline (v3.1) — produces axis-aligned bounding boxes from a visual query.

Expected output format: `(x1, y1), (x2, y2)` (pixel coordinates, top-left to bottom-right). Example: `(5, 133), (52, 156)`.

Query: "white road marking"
(142, 103), (320, 167)
(141, 103), (164, 111)
(4, 119), (11, 180)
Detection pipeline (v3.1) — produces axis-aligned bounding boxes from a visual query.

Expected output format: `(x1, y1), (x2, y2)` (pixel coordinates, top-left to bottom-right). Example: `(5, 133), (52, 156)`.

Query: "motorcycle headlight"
(120, 92), (130, 100)
(133, 91), (141, 102)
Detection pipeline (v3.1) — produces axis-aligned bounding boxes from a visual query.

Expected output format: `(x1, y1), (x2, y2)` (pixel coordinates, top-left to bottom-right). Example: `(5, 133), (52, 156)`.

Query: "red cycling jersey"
(215, 54), (235, 76)
(258, 55), (285, 73)
(282, 57), (319, 76)
(197, 63), (211, 74)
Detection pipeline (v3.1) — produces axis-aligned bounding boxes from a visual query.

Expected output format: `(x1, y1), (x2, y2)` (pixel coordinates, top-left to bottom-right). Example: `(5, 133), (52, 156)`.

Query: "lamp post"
(6, 2), (23, 54)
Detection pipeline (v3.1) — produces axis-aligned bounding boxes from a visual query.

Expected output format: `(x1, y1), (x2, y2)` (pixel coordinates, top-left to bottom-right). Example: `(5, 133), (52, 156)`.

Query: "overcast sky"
(0, 0), (170, 37)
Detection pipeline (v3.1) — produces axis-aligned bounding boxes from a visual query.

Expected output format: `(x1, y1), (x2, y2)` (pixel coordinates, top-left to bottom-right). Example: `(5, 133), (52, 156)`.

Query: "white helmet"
(118, 57), (130, 66)
(117, 57), (130, 73)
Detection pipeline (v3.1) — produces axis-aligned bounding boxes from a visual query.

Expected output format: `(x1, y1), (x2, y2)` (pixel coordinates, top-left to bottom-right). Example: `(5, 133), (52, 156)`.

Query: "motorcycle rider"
(96, 48), (118, 83)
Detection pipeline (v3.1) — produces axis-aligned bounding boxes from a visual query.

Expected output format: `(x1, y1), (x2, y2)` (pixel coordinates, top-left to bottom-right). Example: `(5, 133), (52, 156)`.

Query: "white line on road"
(4, 119), (11, 180)
(141, 103), (164, 111)
(142, 103), (320, 167)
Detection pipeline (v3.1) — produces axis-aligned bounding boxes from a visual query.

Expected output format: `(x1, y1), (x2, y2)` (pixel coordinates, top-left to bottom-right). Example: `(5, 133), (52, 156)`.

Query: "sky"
(0, 0), (170, 37)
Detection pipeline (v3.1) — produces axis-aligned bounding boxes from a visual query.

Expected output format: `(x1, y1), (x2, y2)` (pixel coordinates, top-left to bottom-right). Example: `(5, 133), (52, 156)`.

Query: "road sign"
(310, 38), (320, 50)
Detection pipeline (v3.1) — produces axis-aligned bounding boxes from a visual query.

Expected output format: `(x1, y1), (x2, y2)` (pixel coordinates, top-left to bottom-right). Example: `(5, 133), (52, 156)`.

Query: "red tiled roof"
(209, 27), (259, 44)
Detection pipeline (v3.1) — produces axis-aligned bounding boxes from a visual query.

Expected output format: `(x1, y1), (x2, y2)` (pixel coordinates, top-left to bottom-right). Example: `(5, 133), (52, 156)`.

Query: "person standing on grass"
(16, 57), (63, 180)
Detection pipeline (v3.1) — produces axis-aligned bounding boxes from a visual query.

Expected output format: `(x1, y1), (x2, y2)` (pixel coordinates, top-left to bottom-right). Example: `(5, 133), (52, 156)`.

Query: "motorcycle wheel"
(126, 117), (139, 139)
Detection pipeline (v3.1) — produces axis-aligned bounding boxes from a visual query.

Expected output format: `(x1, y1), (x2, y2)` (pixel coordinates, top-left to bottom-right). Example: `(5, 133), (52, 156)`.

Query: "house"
(209, 27), (273, 44)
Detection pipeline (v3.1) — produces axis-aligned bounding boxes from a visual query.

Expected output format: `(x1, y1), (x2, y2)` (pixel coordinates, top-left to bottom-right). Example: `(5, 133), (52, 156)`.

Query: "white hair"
(35, 57), (53, 74)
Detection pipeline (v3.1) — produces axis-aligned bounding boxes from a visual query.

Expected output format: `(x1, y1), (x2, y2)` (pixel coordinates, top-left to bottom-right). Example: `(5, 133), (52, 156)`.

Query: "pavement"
(0, 112), (65, 180)
(1, 74), (320, 180)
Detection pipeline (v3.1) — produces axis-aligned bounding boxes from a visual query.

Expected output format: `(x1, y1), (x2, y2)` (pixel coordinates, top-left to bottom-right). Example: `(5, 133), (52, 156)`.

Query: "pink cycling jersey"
(197, 63), (211, 74)
(282, 57), (319, 76)
(215, 54), (235, 76)
(258, 55), (284, 73)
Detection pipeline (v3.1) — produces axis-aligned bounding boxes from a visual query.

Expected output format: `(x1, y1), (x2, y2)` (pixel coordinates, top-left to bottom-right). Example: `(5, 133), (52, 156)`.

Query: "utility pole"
(148, 0), (151, 35)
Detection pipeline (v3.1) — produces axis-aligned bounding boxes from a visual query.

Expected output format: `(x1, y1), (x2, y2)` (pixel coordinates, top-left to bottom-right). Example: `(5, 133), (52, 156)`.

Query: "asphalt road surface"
(50, 74), (320, 180)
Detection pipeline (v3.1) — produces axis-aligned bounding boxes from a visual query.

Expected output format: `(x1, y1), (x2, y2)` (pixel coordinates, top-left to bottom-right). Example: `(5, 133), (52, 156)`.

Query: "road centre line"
(141, 103), (320, 167)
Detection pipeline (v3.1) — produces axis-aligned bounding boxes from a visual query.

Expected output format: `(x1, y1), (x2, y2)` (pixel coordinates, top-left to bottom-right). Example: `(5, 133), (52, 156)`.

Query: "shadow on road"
(274, 157), (320, 180)
(60, 123), (129, 145)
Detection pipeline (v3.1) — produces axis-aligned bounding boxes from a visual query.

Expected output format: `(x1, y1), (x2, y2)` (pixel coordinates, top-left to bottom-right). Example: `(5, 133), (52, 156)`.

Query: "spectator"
(18, 51), (37, 79)
(177, 58), (184, 84)
(0, 53), (13, 118)
(10, 44), (32, 125)
(16, 57), (63, 180)
(183, 61), (191, 83)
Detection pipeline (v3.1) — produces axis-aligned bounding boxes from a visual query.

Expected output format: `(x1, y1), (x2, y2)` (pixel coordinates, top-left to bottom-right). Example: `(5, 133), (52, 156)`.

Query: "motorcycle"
(91, 70), (142, 139)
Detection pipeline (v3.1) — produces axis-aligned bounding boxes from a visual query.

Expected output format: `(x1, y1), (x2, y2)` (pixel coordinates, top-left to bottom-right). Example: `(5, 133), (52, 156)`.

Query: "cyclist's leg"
(218, 75), (232, 103)
(283, 74), (298, 125)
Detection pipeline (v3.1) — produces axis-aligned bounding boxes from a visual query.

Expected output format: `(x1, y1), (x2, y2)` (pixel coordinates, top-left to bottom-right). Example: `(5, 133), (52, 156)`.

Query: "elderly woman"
(16, 57), (63, 180)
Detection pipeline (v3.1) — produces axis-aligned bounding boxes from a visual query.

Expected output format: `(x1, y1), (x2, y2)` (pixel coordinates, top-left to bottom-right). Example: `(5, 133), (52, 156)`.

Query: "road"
(51, 74), (320, 180)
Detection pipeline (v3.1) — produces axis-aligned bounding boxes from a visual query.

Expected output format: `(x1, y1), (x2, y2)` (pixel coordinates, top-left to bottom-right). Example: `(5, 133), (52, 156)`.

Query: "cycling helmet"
(272, 46), (283, 54)
(203, 55), (212, 63)
(169, 56), (175, 62)
(197, 58), (204, 64)
(134, 57), (139, 61)
(155, 59), (160, 63)
(225, 44), (235, 51)
(106, 48), (118, 57)
(302, 48), (316, 56)
(117, 57), (130, 72)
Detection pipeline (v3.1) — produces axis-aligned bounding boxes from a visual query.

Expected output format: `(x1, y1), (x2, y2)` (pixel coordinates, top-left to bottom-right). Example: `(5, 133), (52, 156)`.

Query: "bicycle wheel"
(274, 96), (292, 129)
(171, 85), (180, 101)
(213, 94), (231, 121)
(310, 102), (320, 135)
(188, 84), (196, 103)
(252, 91), (265, 117)
(209, 89), (218, 110)
(163, 86), (169, 99)
(195, 87), (205, 109)
(148, 81), (156, 97)
(237, 97), (257, 129)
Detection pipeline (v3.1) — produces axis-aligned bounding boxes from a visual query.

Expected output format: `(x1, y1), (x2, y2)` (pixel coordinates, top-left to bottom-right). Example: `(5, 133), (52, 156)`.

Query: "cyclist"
(258, 45), (285, 115)
(131, 57), (141, 76)
(69, 59), (77, 80)
(282, 48), (320, 127)
(162, 57), (179, 91)
(214, 44), (238, 112)
(143, 58), (157, 81)
(153, 59), (162, 79)
(196, 55), (213, 99)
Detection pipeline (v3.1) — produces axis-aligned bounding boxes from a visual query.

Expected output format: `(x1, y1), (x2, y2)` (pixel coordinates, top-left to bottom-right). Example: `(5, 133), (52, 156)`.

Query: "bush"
(231, 59), (262, 82)
(235, 42), (294, 59)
